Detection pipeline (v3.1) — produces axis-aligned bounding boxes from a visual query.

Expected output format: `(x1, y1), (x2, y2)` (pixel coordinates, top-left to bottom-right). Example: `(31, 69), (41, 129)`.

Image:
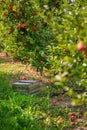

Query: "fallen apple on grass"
(20, 76), (26, 80)
(52, 99), (57, 105)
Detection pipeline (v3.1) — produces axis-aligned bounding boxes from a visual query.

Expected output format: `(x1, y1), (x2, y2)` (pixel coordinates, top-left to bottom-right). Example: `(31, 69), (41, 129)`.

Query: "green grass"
(0, 60), (86, 130)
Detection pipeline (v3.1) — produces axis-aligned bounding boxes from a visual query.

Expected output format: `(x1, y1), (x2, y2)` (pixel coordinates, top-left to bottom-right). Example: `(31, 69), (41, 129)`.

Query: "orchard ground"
(0, 52), (87, 130)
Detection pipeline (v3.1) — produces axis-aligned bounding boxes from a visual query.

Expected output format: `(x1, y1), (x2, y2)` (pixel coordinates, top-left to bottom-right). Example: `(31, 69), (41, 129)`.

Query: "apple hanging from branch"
(77, 41), (85, 51)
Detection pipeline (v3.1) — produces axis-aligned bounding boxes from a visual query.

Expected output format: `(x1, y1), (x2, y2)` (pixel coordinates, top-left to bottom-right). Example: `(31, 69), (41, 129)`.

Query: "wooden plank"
(12, 82), (31, 90)
(13, 88), (29, 94)
(19, 80), (37, 83)
(13, 82), (31, 85)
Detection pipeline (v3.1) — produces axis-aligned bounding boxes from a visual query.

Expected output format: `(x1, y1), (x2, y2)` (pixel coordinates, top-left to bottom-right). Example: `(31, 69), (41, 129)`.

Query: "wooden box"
(12, 80), (45, 95)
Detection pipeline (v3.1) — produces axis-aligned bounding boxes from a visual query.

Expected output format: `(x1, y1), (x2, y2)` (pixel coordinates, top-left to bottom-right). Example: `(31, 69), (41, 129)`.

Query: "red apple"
(77, 41), (85, 51)
(16, 23), (22, 29)
(70, 115), (76, 121)
(70, 112), (75, 117)
(31, 26), (38, 31)
(32, 11), (37, 15)
(52, 99), (57, 105)
(70, 113), (76, 121)
(8, 4), (13, 9)
(20, 76), (26, 80)
(21, 24), (28, 28)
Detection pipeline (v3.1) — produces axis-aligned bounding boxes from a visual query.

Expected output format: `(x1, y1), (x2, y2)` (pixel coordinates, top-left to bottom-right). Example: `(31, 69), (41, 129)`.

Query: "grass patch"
(0, 57), (87, 130)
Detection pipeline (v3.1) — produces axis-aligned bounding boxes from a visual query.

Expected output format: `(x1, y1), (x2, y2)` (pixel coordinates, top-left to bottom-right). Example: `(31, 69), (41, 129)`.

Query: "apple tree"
(0, 0), (87, 104)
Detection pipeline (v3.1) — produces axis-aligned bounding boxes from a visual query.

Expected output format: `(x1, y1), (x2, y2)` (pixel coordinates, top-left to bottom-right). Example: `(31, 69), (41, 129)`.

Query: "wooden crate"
(12, 80), (45, 95)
